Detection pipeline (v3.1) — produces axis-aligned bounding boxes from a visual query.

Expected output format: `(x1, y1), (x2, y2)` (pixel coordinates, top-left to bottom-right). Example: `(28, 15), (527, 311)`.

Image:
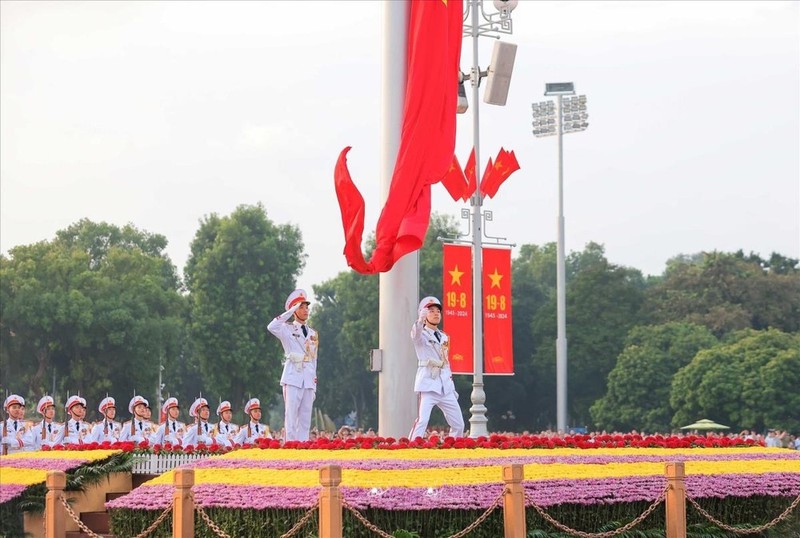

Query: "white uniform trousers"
(283, 385), (315, 442)
(409, 390), (464, 440)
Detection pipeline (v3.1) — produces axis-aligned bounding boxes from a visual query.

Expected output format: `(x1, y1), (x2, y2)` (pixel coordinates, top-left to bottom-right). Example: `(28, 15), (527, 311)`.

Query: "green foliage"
(644, 251), (800, 336)
(184, 203), (305, 408)
(0, 219), (184, 413)
(590, 323), (717, 433)
(670, 328), (800, 431)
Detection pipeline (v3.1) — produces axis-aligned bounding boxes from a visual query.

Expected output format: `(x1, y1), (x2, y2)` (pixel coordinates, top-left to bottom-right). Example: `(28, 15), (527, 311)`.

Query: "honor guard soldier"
(2, 395), (32, 454)
(150, 397), (185, 446)
(33, 396), (65, 450)
(182, 398), (215, 447)
(89, 397), (121, 444)
(120, 395), (153, 443)
(234, 398), (269, 445)
(63, 395), (93, 445)
(408, 296), (464, 440)
(267, 288), (319, 442)
(213, 401), (239, 448)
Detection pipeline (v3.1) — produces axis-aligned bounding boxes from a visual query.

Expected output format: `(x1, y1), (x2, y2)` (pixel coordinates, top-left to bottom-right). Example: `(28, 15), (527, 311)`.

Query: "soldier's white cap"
(244, 398), (261, 414)
(98, 397), (116, 414)
(418, 296), (442, 311)
(65, 395), (86, 412)
(129, 395), (148, 414)
(285, 289), (310, 311)
(38, 396), (55, 415)
(189, 398), (209, 418)
(216, 401), (232, 415)
(161, 397), (179, 415)
(3, 394), (25, 409)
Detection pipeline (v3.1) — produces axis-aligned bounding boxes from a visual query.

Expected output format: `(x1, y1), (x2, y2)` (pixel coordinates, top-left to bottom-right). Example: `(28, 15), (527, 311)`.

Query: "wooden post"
(319, 465), (342, 538)
(173, 468), (194, 538)
(665, 462), (687, 538)
(503, 464), (526, 538)
(45, 470), (66, 538)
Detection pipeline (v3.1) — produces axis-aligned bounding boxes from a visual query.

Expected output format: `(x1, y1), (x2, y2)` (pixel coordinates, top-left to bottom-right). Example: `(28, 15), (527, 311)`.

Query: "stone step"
(79, 510), (110, 534)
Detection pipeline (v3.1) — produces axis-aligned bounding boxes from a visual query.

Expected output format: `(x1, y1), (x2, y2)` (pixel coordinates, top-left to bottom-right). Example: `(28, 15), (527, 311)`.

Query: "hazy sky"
(2, 1), (798, 293)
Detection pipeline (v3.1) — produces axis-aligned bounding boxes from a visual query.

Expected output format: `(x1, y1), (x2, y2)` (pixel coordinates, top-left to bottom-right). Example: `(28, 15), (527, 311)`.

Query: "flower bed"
(107, 441), (800, 537)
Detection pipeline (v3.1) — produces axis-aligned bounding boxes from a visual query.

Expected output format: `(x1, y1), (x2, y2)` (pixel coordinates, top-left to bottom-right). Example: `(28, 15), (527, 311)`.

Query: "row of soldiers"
(1, 393), (273, 454)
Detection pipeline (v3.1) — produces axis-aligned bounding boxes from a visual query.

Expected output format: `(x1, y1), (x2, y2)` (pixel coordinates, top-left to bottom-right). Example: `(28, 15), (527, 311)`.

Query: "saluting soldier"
(267, 288), (319, 442)
(233, 398), (270, 445)
(32, 396), (65, 450)
(182, 397), (215, 447)
(149, 397), (185, 446)
(213, 401), (239, 448)
(408, 296), (464, 440)
(120, 395), (153, 443)
(62, 395), (93, 445)
(88, 397), (121, 444)
(2, 395), (33, 454)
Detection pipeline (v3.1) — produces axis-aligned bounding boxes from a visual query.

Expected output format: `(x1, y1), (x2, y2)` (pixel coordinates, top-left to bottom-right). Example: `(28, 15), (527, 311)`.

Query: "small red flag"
(480, 148), (521, 198)
(462, 148), (477, 202)
(441, 154), (468, 202)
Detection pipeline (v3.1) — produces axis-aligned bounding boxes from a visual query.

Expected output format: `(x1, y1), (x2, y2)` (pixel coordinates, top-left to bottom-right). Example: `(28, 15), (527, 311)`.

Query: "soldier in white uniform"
(149, 397), (185, 447)
(2, 395), (32, 454)
(213, 400), (239, 448)
(182, 397), (216, 447)
(32, 396), (65, 450)
(408, 296), (464, 440)
(120, 395), (153, 444)
(62, 395), (93, 445)
(89, 397), (122, 444)
(267, 288), (319, 442)
(233, 398), (270, 445)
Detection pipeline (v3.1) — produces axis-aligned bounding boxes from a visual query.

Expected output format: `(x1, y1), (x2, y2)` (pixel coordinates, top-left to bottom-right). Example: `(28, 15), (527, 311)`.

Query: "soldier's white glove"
(426, 358), (444, 368)
(418, 307), (429, 322)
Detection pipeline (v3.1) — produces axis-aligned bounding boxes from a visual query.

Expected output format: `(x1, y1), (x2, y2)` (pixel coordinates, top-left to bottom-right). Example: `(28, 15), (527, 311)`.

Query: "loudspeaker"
(483, 41), (517, 106)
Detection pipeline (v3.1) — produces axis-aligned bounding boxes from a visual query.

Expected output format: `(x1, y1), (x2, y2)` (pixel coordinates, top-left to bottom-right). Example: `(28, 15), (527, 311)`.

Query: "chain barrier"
(687, 490), (800, 535)
(525, 485), (669, 538)
(279, 499), (320, 538)
(342, 488), (504, 538)
(59, 494), (104, 538)
(190, 491), (232, 538)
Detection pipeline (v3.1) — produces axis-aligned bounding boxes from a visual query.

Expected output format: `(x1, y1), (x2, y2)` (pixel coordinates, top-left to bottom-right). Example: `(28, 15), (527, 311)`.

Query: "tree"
(590, 322), (717, 433)
(0, 220), (184, 412)
(643, 251), (800, 336)
(670, 328), (800, 432)
(529, 244), (646, 429)
(184, 204), (305, 408)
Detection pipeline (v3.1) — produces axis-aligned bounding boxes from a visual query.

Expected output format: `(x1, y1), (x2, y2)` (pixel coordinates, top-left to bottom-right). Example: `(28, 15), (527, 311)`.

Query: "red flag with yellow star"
(482, 247), (513, 374)
(333, 0), (464, 273)
(442, 243), (474, 374)
(441, 154), (468, 202)
(480, 148), (520, 198)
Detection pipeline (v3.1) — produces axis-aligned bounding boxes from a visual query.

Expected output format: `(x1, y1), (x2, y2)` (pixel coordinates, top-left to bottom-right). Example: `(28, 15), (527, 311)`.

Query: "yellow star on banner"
(449, 265), (465, 286)
(488, 268), (503, 289)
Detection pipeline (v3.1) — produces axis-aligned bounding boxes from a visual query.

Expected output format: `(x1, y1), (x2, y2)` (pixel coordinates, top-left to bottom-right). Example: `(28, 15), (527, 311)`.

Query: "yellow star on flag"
(488, 268), (503, 289)
(449, 265), (465, 286)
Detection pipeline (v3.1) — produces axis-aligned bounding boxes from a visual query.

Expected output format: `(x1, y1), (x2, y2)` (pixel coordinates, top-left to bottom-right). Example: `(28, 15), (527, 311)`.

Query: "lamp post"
(461, 0), (516, 438)
(531, 82), (589, 432)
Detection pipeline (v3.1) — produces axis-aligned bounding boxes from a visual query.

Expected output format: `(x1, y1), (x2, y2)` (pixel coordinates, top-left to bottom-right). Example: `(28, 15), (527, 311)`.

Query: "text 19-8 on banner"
(482, 247), (514, 374)
(442, 244), (473, 374)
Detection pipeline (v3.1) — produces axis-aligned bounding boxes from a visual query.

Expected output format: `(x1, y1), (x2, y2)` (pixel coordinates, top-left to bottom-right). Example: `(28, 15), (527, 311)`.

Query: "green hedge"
(109, 495), (800, 538)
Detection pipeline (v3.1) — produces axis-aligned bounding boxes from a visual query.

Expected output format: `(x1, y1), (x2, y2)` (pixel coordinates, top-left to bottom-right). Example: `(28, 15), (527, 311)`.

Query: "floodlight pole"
(462, 0), (514, 438)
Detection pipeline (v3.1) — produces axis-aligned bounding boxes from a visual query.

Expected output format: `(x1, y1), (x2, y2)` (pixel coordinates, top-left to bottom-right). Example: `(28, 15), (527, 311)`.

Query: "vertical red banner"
(482, 247), (514, 374)
(442, 244), (473, 374)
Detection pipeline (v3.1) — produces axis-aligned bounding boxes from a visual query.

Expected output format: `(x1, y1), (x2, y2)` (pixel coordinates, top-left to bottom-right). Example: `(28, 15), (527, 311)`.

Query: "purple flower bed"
(0, 485), (29, 505)
(107, 472), (800, 512)
(1, 458), (89, 472)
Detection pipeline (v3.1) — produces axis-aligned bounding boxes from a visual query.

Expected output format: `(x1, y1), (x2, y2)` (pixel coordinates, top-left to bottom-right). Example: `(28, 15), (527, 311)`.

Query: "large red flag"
(334, 0), (464, 274)
(442, 244), (473, 374)
(482, 247), (514, 374)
